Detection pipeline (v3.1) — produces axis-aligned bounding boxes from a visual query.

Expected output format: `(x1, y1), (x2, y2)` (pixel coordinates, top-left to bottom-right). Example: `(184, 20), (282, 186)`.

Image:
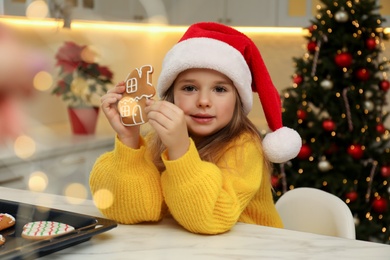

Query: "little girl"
(90, 22), (301, 234)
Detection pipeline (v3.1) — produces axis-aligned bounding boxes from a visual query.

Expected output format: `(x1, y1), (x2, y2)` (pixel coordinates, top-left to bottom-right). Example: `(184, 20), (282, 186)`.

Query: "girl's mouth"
(191, 114), (215, 123)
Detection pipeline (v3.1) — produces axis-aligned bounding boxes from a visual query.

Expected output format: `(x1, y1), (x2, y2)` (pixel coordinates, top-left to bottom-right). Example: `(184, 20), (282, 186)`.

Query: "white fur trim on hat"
(262, 127), (302, 163)
(157, 37), (253, 114)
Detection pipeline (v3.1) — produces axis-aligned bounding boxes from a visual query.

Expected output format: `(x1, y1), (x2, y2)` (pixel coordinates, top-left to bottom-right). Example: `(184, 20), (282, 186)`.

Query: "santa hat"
(157, 22), (301, 163)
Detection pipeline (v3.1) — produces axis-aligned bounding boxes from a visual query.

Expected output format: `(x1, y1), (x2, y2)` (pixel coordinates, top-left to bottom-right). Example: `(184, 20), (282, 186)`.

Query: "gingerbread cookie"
(118, 65), (155, 126)
(0, 213), (15, 231)
(0, 235), (5, 246)
(22, 221), (75, 240)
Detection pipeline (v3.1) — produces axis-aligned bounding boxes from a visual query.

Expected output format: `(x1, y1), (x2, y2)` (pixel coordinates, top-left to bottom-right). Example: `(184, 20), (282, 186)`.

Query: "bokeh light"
(28, 171), (48, 192)
(14, 135), (36, 159)
(26, 0), (49, 18)
(92, 189), (114, 210)
(33, 71), (53, 91)
(64, 183), (88, 205)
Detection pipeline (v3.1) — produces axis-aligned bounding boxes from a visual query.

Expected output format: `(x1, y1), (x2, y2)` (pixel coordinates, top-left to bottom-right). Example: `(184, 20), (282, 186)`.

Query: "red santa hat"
(157, 22), (301, 163)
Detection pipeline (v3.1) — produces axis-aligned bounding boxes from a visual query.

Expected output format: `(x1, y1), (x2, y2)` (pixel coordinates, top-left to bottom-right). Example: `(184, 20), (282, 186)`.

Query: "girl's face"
(173, 68), (237, 139)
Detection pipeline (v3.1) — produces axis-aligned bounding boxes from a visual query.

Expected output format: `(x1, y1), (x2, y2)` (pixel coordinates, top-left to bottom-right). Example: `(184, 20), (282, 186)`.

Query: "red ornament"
(380, 80), (390, 92)
(376, 123), (386, 134)
(347, 144), (364, 160)
(334, 52), (353, 67)
(381, 166), (390, 178)
(355, 68), (370, 81)
(372, 197), (388, 214)
(271, 175), (280, 188)
(365, 38), (377, 50)
(322, 119), (336, 131)
(307, 25), (316, 33)
(297, 144), (312, 160)
(345, 191), (358, 203)
(297, 109), (307, 120)
(293, 74), (303, 85)
(307, 41), (317, 53)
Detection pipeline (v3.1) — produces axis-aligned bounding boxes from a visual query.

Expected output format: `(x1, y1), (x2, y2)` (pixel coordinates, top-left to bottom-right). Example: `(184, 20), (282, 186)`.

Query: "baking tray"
(0, 198), (117, 259)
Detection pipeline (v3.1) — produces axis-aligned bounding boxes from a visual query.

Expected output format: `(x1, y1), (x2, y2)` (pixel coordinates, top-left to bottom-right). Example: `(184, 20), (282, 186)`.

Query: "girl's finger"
(116, 81), (125, 87)
(101, 96), (119, 109)
(100, 93), (122, 105)
(107, 82), (125, 94)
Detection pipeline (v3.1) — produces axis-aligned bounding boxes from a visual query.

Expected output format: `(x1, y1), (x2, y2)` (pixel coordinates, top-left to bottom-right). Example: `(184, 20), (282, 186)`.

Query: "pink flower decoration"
(52, 41), (114, 107)
(55, 41), (86, 73)
(98, 66), (113, 80)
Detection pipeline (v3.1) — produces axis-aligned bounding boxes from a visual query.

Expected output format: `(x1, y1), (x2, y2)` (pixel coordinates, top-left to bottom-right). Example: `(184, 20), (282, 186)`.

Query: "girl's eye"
(214, 86), (227, 93)
(183, 85), (196, 92)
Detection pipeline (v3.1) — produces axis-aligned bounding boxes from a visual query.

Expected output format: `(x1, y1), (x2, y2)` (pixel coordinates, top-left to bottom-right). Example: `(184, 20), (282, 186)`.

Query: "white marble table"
(1, 187), (389, 259)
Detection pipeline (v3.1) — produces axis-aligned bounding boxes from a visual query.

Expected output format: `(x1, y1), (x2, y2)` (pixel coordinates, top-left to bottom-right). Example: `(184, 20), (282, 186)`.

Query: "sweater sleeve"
(160, 136), (263, 234)
(89, 135), (164, 224)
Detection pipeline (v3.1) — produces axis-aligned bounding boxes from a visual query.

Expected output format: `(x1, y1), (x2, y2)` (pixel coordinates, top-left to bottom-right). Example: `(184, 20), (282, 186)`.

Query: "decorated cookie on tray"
(0, 213), (16, 246)
(118, 65), (155, 126)
(21, 221), (75, 240)
(0, 213), (15, 231)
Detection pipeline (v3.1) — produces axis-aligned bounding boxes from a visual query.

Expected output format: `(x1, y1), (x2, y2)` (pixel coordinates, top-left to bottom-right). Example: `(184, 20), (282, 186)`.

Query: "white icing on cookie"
(0, 213), (15, 223)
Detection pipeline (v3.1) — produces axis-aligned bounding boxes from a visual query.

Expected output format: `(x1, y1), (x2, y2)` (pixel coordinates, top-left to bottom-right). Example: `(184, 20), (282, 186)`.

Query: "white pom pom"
(262, 127), (302, 163)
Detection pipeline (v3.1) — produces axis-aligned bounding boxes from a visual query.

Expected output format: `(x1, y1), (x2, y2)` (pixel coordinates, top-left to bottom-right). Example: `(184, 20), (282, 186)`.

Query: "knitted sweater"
(89, 132), (283, 234)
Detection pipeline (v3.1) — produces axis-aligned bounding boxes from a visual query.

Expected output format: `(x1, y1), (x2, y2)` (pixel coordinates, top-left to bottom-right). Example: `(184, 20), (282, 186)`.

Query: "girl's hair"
(148, 85), (272, 175)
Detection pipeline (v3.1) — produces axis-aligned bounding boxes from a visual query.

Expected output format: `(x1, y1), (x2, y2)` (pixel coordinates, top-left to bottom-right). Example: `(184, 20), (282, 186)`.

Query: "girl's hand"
(100, 81), (140, 148)
(145, 99), (190, 160)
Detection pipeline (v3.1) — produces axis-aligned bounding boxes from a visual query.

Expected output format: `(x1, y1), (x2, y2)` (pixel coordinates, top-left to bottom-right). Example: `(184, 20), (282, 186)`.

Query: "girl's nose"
(197, 91), (211, 108)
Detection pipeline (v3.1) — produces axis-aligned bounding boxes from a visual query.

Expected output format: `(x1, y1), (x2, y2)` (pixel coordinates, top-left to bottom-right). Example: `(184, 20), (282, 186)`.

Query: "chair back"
(275, 187), (356, 239)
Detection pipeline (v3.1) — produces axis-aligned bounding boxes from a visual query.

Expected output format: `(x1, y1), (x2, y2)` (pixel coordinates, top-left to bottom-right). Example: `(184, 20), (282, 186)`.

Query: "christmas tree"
(273, 0), (390, 243)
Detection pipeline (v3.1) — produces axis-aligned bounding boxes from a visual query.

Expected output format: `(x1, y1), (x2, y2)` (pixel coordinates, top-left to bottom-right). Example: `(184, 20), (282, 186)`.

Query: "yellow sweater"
(89, 132), (283, 234)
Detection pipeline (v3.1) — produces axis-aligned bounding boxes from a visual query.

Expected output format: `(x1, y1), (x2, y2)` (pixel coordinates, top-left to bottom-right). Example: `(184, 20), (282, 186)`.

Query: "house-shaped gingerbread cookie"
(118, 65), (155, 126)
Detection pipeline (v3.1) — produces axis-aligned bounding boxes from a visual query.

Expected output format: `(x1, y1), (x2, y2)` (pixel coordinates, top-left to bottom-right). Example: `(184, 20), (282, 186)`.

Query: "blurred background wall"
(2, 20), (390, 132)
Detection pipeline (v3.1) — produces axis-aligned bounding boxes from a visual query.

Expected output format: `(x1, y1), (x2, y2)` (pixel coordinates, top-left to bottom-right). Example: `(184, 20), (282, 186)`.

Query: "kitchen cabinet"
(1, 0), (388, 28)
(276, 0), (313, 27)
(0, 0), (26, 16)
(72, 0), (148, 23)
(36, 146), (112, 198)
(226, 0), (277, 26)
(164, 0), (277, 26)
(277, 0), (390, 27)
(0, 163), (27, 190)
(163, 0), (223, 25)
(378, 0), (390, 27)
(0, 138), (113, 199)
(0, 0), (148, 23)
(163, 0), (390, 28)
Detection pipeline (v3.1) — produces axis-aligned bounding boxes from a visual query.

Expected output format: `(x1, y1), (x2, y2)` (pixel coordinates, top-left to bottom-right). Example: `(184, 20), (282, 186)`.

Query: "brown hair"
(148, 86), (272, 175)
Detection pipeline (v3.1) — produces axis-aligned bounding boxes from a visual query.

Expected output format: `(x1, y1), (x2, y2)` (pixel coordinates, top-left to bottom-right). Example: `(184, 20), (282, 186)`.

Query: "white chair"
(275, 187), (356, 239)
